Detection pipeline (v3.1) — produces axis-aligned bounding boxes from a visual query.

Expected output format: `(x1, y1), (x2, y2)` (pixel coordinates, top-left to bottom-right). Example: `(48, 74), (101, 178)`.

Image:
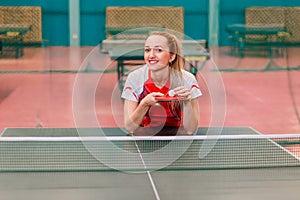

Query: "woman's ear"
(169, 54), (176, 62)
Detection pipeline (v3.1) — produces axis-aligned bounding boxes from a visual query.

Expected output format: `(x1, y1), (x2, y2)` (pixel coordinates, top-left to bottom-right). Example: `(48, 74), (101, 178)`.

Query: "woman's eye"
(154, 48), (163, 53)
(144, 48), (164, 53)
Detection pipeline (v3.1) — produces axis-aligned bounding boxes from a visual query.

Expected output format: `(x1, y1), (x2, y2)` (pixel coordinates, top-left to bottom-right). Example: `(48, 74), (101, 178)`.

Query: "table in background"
(101, 39), (210, 90)
(226, 24), (289, 58)
(0, 24), (31, 58)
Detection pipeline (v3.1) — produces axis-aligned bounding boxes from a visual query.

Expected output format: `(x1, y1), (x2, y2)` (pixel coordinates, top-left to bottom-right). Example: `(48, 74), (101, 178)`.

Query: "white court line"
(134, 141), (161, 200)
(0, 134), (300, 142)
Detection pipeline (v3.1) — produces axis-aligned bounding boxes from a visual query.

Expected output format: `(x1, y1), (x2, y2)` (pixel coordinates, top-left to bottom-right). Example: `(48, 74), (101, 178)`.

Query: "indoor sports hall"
(0, 1), (300, 200)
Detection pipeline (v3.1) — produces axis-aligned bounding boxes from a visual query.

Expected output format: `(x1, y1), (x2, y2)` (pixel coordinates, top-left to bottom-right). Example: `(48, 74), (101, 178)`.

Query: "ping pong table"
(0, 24), (31, 58)
(1, 127), (300, 200)
(226, 24), (289, 59)
(101, 39), (210, 90)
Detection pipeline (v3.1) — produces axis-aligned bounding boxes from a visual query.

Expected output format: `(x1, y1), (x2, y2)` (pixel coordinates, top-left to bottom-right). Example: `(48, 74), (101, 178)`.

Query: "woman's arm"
(182, 99), (199, 134)
(123, 92), (164, 134)
(173, 86), (199, 134)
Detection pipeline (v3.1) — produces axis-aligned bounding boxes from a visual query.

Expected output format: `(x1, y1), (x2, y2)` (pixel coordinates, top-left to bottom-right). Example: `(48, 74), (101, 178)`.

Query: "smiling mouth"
(149, 60), (159, 64)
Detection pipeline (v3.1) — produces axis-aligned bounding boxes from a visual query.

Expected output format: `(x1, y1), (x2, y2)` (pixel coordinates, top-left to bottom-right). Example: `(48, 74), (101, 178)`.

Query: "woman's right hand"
(140, 92), (164, 107)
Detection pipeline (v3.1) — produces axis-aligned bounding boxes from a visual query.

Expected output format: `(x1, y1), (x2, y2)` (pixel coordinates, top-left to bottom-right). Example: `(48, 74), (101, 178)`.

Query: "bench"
(105, 6), (184, 39)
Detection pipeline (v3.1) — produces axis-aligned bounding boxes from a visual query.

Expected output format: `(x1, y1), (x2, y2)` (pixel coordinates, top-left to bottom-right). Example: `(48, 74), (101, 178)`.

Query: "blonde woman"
(121, 31), (202, 135)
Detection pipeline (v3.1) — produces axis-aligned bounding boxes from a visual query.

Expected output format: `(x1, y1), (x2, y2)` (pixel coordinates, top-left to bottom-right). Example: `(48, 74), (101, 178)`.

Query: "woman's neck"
(150, 67), (170, 88)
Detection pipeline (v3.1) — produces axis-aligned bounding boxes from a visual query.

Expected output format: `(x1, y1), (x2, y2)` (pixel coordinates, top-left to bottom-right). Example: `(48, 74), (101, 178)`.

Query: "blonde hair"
(148, 31), (185, 89)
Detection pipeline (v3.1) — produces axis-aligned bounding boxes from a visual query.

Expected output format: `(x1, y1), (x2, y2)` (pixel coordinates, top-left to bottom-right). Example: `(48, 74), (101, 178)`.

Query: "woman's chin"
(147, 63), (168, 71)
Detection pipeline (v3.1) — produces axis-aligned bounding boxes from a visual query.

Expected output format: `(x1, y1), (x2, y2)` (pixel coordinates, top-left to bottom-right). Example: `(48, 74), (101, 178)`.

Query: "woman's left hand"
(173, 86), (191, 101)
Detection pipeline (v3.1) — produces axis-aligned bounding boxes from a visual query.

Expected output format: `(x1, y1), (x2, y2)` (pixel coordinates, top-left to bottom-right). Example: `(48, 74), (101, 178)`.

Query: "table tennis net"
(0, 133), (300, 172)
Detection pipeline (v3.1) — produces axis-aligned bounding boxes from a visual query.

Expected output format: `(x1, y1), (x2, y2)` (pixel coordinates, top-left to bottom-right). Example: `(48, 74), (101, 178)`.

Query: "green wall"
(1, 0), (300, 46)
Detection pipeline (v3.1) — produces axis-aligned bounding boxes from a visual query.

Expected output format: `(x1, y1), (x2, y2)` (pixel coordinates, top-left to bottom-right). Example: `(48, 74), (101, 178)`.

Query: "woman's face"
(144, 35), (175, 72)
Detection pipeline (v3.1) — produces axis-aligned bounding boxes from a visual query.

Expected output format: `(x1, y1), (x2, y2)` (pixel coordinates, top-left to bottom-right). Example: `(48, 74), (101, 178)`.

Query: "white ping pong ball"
(168, 90), (175, 97)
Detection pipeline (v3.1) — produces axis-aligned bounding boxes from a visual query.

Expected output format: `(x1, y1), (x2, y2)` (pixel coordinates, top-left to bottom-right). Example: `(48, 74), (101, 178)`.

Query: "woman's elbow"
(124, 120), (138, 135)
(184, 119), (199, 135)
(185, 126), (198, 135)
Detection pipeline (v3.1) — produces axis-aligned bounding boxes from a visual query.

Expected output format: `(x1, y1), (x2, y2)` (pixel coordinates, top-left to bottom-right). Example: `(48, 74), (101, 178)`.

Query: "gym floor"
(0, 46), (299, 134)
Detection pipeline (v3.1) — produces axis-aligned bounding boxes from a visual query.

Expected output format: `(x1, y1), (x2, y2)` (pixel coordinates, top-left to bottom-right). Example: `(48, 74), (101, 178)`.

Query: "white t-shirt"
(121, 64), (202, 102)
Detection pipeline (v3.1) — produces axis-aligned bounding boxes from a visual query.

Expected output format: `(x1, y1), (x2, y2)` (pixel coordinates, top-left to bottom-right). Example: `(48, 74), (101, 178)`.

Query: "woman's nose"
(149, 49), (156, 57)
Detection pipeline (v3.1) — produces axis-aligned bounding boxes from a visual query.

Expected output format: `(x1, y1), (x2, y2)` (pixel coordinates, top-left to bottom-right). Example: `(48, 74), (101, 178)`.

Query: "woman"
(121, 31), (202, 135)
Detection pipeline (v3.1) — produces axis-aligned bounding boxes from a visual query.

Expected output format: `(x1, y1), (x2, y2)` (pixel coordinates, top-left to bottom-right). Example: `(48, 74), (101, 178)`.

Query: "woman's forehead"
(145, 35), (169, 48)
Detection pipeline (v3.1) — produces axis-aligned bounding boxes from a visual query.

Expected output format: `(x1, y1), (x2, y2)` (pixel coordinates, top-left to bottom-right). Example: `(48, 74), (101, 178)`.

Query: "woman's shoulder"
(125, 64), (148, 84)
(182, 69), (196, 80)
(128, 64), (148, 76)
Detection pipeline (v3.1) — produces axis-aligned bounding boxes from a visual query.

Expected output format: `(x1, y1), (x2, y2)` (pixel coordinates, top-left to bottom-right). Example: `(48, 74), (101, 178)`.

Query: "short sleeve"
(183, 71), (202, 99)
(121, 65), (148, 102)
